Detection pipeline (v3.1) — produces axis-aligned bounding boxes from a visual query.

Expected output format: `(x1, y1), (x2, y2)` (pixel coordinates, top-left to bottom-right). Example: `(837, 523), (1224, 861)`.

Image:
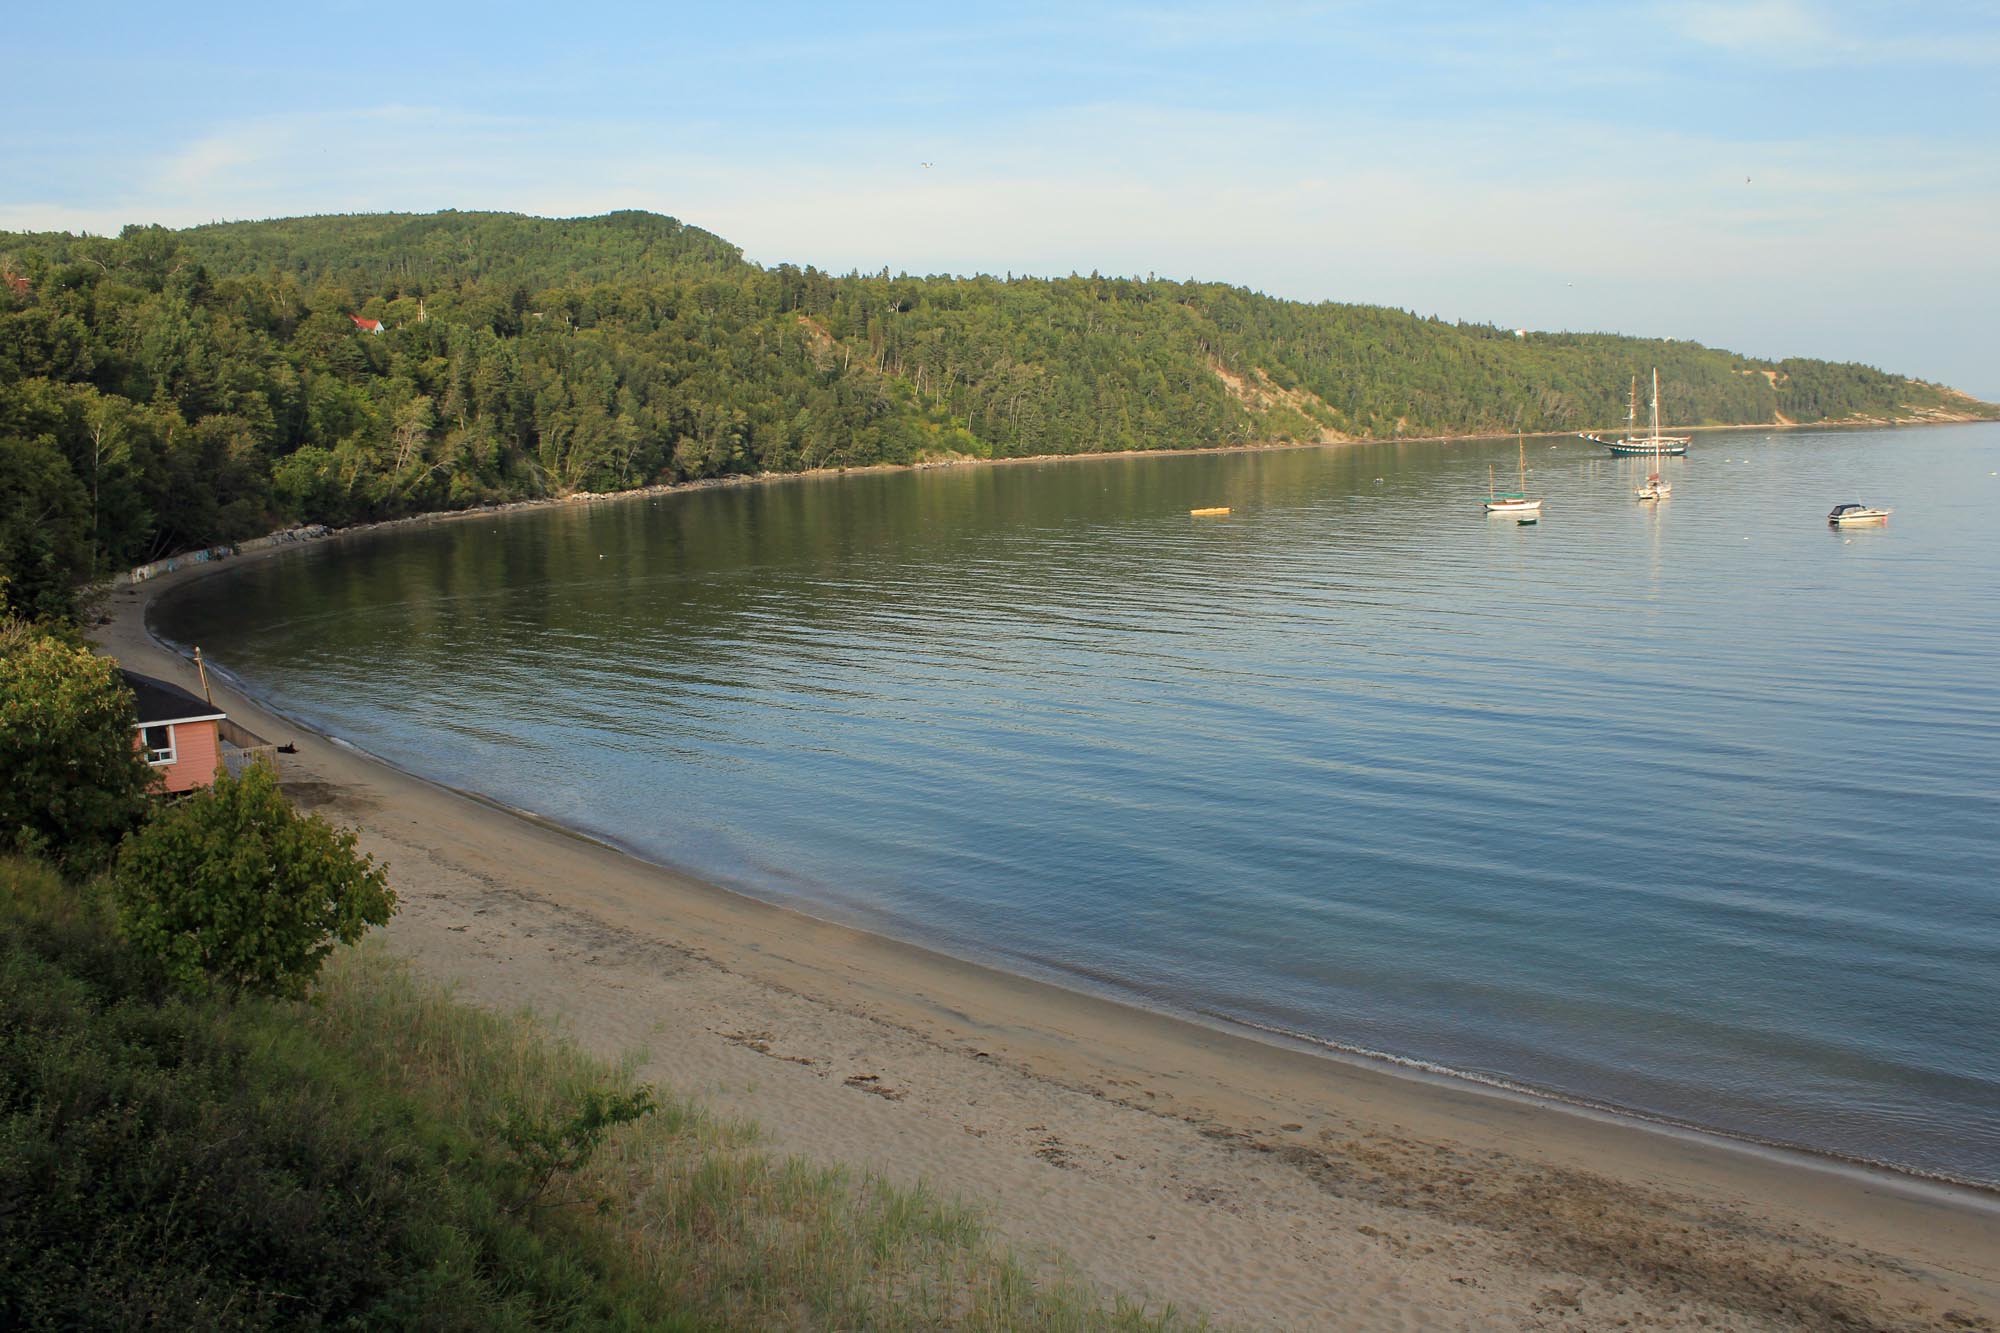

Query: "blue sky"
(6, 2), (1996, 396)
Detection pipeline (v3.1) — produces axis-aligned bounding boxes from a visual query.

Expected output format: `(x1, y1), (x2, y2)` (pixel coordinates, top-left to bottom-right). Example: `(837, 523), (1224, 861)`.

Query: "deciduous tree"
(114, 764), (395, 998)
(0, 617), (155, 868)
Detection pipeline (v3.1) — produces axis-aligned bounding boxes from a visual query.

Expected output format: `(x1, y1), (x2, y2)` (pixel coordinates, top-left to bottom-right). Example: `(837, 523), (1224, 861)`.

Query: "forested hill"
(179, 209), (748, 291)
(2, 209), (1992, 618)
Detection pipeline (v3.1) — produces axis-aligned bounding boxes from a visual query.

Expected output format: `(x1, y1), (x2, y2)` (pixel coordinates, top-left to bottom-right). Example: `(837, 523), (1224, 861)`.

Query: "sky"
(5, 1), (1996, 397)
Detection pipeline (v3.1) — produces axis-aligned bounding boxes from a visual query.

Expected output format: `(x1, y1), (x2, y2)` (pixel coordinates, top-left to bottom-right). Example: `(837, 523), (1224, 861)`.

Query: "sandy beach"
(94, 538), (2000, 1332)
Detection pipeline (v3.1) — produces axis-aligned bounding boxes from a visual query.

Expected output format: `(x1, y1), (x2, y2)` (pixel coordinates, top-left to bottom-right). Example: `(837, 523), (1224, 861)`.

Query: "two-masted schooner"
(1582, 369), (1691, 457)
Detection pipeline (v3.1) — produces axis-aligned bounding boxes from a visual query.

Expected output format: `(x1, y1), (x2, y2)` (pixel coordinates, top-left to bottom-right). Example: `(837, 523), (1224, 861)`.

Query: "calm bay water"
(155, 424), (2000, 1184)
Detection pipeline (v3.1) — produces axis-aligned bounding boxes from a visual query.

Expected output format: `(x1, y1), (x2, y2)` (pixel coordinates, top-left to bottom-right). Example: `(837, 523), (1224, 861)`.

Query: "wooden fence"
(218, 717), (281, 778)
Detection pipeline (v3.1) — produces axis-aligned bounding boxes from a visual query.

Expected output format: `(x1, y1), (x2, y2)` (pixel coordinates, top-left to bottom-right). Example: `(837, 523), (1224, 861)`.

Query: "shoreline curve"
(147, 541), (1997, 1199)
(95, 480), (2000, 1331)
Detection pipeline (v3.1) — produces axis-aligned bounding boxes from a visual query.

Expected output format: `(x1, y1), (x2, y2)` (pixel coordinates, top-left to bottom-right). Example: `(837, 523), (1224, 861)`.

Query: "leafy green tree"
(0, 618), (155, 868)
(0, 435), (92, 621)
(113, 764), (395, 998)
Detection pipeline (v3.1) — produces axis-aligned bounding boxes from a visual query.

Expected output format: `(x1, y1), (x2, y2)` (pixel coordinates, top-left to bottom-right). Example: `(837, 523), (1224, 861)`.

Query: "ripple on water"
(154, 424), (2000, 1184)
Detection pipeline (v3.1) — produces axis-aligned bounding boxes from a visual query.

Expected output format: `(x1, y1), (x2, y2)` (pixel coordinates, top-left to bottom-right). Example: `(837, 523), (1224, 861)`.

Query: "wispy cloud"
(1664, 0), (2000, 66)
(1670, 0), (1838, 54)
(156, 126), (286, 195)
(1112, 1), (1362, 49)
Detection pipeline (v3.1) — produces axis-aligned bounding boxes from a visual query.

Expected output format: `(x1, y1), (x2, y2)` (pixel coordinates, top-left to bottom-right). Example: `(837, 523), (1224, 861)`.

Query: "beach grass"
(0, 854), (1203, 1330)
(305, 943), (1201, 1329)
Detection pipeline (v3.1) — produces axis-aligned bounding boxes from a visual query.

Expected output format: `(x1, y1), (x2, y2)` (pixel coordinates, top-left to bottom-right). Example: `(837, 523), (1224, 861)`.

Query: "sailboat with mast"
(1483, 435), (1542, 514)
(1583, 370), (1691, 456)
(1632, 369), (1676, 501)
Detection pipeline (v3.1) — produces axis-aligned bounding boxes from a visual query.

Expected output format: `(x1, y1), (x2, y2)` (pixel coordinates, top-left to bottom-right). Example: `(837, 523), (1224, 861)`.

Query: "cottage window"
(142, 724), (176, 766)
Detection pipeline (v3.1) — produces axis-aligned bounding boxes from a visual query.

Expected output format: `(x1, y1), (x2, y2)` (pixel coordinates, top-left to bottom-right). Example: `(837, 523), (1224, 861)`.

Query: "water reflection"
(156, 424), (2000, 1183)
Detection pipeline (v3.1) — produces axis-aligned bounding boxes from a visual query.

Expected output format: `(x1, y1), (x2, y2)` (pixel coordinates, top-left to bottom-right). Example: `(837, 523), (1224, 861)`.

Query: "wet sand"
(95, 543), (2000, 1331)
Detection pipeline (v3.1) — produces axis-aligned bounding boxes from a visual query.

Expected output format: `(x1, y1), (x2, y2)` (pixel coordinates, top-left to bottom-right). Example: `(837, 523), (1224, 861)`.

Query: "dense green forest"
(2, 208), (1991, 618)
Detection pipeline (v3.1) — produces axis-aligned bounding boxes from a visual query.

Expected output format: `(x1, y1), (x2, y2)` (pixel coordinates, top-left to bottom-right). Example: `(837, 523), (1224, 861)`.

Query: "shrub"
(113, 764), (395, 998)
(497, 1086), (659, 1215)
(0, 856), (658, 1330)
(0, 617), (155, 870)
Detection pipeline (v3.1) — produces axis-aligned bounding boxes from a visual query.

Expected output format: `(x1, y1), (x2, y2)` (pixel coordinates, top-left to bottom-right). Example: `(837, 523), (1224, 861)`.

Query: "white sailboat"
(1484, 435), (1543, 514)
(1634, 370), (1675, 502)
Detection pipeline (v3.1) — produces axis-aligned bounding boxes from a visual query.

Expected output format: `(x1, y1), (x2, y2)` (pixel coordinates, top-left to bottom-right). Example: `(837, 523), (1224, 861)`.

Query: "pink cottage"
(123, 670), (226, 794)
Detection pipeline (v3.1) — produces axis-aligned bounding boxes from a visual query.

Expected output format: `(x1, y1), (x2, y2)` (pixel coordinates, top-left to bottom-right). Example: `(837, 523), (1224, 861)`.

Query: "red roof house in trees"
(123, 670), (226, 794)
(349, 314), (384, 334)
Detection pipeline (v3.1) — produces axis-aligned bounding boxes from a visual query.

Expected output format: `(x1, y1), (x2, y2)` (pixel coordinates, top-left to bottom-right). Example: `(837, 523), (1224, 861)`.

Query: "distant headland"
(3, 208), (1992, 620)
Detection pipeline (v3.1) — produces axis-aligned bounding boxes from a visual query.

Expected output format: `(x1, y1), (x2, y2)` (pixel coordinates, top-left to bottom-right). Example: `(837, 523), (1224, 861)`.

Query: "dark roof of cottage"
(121, 669), (226, 726)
